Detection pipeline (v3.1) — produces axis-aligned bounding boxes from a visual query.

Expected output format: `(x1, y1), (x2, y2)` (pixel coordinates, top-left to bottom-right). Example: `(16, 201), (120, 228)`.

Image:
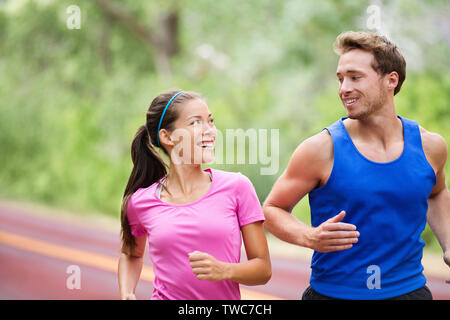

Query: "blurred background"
(0, 0), (449, 254)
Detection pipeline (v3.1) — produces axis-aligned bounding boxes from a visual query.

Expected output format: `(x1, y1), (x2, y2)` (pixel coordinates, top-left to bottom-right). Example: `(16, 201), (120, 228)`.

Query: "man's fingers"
(322, 244), (354, 252)
(322, 230), (360, 239)
(324, 237), (359, 246)
(327, 211), (346, 223)
(330, 230), (360, 239)
(323, 222), (357, 231)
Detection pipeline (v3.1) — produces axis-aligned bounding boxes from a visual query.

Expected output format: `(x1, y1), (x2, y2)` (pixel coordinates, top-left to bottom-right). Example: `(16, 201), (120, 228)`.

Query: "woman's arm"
(189, 221), (271, 286)
(118, 235), (147, 299)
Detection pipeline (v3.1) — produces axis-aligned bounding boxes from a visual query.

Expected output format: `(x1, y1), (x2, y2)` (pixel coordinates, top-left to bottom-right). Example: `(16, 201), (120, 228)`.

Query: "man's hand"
(188, 251), (230, 282)
(307, 211), (360, 253)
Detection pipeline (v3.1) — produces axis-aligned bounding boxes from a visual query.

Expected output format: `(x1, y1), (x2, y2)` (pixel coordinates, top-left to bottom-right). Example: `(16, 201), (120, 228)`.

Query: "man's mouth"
(343, 97), (359, 107)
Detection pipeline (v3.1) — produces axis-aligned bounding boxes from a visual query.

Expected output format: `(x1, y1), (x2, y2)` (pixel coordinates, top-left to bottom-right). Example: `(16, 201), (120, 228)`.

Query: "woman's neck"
(165, 163), (209, 195)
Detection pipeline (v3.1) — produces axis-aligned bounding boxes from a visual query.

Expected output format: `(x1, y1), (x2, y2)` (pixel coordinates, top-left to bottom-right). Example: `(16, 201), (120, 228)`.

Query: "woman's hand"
(121, 293), (137, 300)
(188, 251), (231, 282)
(444, 251), (450, 284)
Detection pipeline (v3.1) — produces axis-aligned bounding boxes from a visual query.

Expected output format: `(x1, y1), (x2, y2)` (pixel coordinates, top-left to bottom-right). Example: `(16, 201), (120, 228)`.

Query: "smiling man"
(263, 31), (450, 300)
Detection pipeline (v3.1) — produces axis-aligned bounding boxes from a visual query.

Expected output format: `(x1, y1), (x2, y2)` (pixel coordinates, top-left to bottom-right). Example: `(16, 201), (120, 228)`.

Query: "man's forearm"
(263, 205), (314, 249)
(427, 188), (450, 253)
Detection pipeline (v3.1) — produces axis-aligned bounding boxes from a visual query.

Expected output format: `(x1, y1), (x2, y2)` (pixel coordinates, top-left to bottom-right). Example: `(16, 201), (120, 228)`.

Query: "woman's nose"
(202, 123), (216, 137)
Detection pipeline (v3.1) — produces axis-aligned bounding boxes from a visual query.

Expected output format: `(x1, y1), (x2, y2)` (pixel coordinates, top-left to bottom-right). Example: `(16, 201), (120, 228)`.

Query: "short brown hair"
(333, 31), (406, 95)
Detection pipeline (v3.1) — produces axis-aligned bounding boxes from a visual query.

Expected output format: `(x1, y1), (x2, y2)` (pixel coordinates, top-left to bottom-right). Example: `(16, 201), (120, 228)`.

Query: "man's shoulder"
(289, 130), (333, 171)
(419, 126), (448, 168)
(299, 130), (333, 156)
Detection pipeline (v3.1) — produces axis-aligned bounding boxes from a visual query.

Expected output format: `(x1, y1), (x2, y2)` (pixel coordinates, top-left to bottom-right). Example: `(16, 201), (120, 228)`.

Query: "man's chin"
(346, 109), (370, 120)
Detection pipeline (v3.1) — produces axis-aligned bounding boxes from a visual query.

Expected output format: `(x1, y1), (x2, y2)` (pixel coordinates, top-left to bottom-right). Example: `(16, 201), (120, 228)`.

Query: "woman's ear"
(158, 129), (174, 147)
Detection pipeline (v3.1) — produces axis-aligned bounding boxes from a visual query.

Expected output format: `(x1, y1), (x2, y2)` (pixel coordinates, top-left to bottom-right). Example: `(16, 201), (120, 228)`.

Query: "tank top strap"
(324, 118), (347, 142)
(322, 118), (352, 164)
(399, 116), (421, 153)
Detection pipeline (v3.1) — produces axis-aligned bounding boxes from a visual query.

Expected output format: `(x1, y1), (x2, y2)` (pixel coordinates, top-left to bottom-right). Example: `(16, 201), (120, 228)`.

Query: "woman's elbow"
(263, 265), (272, 284)
(258, 261), (272, 285)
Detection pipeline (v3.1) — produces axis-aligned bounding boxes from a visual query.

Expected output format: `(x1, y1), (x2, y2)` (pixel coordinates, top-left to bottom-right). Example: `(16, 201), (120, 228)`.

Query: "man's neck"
(346, 103), (403, 148)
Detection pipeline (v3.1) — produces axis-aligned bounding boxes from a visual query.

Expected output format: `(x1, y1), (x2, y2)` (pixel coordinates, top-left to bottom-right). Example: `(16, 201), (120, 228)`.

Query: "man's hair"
(333, 31), (406, 95)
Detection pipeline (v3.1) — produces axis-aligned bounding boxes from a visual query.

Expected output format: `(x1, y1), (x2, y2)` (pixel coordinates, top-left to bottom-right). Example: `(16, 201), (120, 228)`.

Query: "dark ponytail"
(120, 125), (167, 254)
(120, 89), (203, 254)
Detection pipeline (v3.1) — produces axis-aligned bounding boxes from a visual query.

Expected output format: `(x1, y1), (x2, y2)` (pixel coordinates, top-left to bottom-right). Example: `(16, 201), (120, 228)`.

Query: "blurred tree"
(0, 0), (448, 250)
(92, 0), (179, 77)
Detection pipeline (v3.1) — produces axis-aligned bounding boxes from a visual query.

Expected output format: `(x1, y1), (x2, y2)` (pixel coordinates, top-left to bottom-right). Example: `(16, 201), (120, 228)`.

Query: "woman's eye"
(192, 120), (201, 125)
(209, 118), (214, 124)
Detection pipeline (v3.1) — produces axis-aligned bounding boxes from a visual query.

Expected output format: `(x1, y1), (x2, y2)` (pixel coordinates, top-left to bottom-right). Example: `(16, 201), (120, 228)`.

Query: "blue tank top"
(308, 116), (436, 299)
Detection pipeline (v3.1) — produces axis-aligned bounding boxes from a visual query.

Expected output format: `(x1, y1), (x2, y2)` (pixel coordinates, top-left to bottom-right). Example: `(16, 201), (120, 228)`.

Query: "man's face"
(336, 49), (388, 119)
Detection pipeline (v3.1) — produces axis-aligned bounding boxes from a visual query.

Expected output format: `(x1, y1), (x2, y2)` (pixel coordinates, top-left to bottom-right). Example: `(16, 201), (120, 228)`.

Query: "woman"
(118, 89), (271, 300)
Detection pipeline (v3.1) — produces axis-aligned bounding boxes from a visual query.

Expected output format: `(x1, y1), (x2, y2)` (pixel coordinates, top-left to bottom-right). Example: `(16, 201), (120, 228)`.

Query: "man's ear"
(386, 71), (399, 92)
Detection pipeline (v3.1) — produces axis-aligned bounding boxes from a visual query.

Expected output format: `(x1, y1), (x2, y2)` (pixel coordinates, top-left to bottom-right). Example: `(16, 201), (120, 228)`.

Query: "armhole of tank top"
(414, 124), (438, 185)
(310, 128), (336, 194)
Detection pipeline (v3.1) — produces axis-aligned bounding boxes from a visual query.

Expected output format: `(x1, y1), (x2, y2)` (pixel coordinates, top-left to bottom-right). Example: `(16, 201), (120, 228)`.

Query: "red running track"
(0, 202), (448, 300)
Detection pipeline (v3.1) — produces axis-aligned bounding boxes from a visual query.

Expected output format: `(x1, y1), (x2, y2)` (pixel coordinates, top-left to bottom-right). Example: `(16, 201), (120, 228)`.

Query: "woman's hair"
(333, 31), (406, 95)
(120, 89), (203, 254)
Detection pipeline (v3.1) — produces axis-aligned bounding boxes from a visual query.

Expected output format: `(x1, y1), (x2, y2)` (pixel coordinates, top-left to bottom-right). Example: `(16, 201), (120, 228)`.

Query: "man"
(263, 31), (449, 300)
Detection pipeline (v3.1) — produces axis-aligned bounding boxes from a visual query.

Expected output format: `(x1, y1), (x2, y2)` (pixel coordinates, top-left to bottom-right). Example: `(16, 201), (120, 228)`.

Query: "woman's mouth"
(197, 140), (215, 149)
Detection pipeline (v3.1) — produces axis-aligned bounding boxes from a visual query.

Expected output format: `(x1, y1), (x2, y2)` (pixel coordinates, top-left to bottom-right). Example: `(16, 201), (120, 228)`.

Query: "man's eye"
(191, 120), (201, 125)
(352, 76), (360, 81)
(209, 118), (214, 124)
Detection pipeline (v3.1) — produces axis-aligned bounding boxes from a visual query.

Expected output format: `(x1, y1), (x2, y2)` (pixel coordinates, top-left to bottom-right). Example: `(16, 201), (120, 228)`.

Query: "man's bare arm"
(263, 130), (360, 252)
(422, 129), (450, 281)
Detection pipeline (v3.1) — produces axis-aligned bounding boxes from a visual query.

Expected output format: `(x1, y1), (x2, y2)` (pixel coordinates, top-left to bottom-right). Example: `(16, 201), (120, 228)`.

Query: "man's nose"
(339, 78), (354, 96)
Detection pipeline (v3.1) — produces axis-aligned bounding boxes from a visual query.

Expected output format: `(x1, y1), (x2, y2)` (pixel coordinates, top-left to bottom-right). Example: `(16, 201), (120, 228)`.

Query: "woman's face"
(167, 98), (217, 165)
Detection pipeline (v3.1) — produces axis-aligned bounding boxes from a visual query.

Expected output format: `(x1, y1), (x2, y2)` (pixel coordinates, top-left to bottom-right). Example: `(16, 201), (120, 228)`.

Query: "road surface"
(0, 200), (448, 300)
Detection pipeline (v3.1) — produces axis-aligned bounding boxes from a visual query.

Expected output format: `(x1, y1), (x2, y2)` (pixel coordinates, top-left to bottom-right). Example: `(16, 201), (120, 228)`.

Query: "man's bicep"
(265, 172), (316, 213)
(426, 132), (448, 198)
(265, 137), (326, 212)
(429, 166), (447, 198)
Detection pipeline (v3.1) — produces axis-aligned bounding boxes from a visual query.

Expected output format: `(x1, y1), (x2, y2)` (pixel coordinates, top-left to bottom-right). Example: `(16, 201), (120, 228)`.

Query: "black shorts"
(301, 285), (433, 300)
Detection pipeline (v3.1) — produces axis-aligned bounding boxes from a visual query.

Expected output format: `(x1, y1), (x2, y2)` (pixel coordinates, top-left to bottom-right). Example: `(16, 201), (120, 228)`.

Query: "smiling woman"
(117, 89), (272, 300)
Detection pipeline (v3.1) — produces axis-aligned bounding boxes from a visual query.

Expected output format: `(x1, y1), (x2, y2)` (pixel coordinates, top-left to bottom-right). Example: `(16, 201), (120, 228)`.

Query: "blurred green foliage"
(0, 0), (448, 252)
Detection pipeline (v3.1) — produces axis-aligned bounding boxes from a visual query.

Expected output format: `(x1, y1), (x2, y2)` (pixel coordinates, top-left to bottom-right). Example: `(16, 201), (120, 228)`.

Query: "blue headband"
(156, 91), (184, 146)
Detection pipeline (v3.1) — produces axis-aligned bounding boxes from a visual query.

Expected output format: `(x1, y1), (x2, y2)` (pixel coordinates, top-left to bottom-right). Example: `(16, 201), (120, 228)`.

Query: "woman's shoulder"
(128, 181), (160, 207)
(209, 168), (254, 189)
